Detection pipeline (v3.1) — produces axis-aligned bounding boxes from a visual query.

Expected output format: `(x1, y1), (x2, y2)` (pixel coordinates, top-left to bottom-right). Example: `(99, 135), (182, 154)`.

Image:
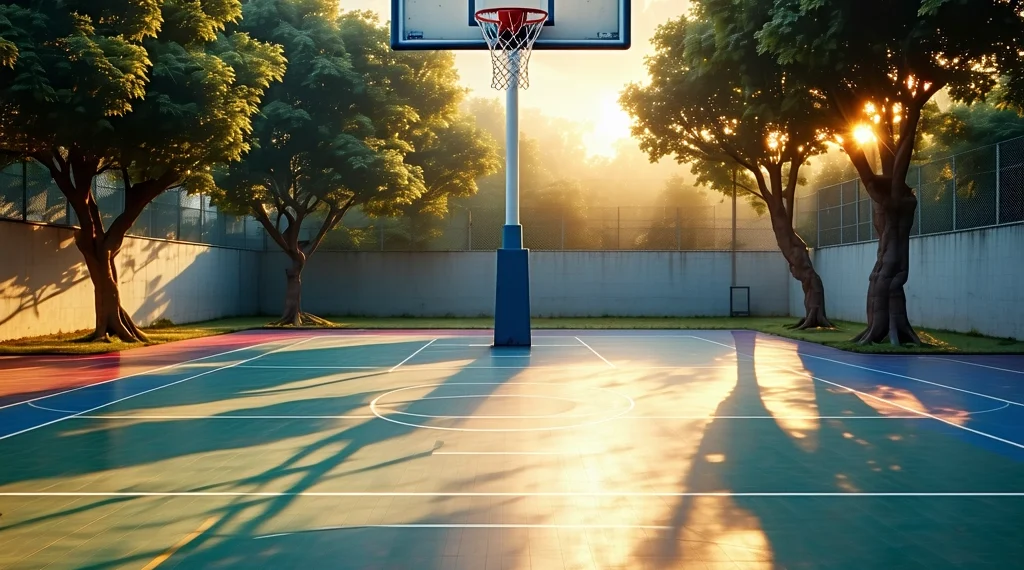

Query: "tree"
(621, 3), (835, 329)
(388, 111), (501, 250)
(923, 89), (1024, 154)
(213, 7), (489, 324)
(0, 0), (285, 341)
(758, 0), (1024, 344)
(636, 175), (717, 250)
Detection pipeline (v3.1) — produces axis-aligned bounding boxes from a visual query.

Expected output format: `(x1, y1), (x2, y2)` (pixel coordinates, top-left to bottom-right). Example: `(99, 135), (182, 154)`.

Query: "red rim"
(474, 7), (548, 25)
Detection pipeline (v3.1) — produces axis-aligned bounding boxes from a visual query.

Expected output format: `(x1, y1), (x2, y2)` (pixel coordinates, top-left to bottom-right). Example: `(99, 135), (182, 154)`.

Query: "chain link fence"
(312, 206), (778, 252)
(809, 136), (1024, 248)
(1, 161), (780, 252)
(0, 162), (265, 250)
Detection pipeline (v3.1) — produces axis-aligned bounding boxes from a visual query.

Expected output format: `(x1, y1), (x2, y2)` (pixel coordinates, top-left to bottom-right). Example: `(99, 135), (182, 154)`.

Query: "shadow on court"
(642, 330), (1024, 569)
(0, 338), (535, 568)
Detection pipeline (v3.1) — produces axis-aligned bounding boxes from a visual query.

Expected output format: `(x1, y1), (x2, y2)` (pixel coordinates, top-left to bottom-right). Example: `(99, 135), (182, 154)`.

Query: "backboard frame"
(390, 0), (631, 50)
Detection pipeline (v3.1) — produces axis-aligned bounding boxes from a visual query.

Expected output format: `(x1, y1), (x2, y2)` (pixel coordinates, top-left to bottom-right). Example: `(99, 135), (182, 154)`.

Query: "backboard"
(391, 0), (630, 50)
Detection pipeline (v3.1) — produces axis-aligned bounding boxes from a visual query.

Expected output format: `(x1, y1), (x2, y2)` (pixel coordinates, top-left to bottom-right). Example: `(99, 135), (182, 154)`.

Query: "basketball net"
(475, 8), (547, 90)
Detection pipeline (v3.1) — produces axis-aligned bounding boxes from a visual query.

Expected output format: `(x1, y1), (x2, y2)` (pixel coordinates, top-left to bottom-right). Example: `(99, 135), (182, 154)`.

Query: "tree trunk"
(75, 231), (149, 343)
(768, 213), (833, 330)
(852, 183), (921, 346)
(270, 253), (333, 327)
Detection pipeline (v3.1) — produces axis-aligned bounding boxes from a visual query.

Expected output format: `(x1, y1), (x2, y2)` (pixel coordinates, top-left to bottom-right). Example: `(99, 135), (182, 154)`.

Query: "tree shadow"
(639, 330), (1024, 568)
(0, 339), (544, 567)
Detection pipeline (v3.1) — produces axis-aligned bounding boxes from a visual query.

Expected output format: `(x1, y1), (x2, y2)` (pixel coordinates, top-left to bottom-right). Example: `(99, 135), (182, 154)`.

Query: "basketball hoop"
(475, 8), (547, 90)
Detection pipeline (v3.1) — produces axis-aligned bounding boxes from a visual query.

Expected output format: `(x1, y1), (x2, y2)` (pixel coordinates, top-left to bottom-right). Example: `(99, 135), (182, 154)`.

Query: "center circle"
(369, 382), (635, 432)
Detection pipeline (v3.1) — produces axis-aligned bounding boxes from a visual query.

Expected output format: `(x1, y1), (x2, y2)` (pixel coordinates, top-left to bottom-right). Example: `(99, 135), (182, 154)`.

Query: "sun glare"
(852, 124), (876, 146)
(585, 96), (633, 158)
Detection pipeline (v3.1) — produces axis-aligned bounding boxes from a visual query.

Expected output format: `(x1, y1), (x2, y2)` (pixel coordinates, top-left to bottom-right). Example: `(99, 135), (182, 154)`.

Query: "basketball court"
(1, 329), (1023, 569)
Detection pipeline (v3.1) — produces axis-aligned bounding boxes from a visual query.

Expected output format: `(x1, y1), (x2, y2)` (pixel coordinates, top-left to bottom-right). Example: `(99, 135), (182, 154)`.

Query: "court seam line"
(0, 336), (317, 442)
(140, 517), (216, 570)
(921, 357), (1024, 375)
(0, 337), (291, 412)
(575, 337), (615, 368)
(389, 339), (437, 372)
(685, 335), (1024, 450)
(6, 491), (1024, 497)
(684, 335), (1024, 407)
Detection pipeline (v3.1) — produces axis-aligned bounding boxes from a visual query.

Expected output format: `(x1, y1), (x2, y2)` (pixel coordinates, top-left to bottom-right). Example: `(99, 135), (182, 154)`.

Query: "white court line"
(254, 523), (674, 539)
(433, 451), (590, 455)
(922, 357), (1024, 375)
(686, 335), (1024, 450)
(389, 339), (437, 373)
(691, 335), (1024, 408)
(234, 365), (384, 370)
(0, 337), (289, 412)
(55, 414), (376, 420)
(5, 491), (1024, 498)
(0, 337), (317, 442)
(575, 337), (615, 368)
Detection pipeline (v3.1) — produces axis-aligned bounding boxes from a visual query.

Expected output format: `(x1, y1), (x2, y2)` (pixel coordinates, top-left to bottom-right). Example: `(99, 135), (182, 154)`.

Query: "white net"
(475, 8), (547, 90)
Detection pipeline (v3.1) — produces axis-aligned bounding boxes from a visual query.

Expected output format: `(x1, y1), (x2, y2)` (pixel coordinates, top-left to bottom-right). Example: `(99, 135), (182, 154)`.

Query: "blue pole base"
(494, 246), (531, 347)
(502, 224), (524, 249)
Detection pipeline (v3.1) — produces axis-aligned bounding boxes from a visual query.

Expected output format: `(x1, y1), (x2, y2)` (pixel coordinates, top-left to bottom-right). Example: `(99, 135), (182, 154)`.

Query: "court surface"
(1, 329), (1023, 569)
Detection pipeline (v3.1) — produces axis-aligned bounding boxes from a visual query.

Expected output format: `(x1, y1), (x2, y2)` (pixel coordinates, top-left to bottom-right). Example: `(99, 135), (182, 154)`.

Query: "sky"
(345, 0), (690, 158)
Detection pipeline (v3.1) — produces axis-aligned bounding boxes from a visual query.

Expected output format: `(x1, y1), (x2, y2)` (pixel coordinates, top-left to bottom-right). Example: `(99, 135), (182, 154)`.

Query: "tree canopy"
(621, 0), (834, 328)
(757, 0), (1024, 344)
(213, 5), (496, 323)
(0, 0), (285, 340)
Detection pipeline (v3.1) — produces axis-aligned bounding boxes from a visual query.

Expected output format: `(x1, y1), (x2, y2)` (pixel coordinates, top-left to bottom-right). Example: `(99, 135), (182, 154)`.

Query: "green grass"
(2, 315), (1021, 356)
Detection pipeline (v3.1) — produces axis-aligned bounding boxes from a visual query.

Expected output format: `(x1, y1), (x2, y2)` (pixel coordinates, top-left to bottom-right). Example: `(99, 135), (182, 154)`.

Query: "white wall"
(260, 250), (793, 318)
(0, 220), (260, 341)
(806, 224), (1024, 339)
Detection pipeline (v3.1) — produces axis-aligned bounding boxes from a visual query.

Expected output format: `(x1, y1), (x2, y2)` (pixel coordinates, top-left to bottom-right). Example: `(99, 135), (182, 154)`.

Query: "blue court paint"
(494, 246), (531, 347)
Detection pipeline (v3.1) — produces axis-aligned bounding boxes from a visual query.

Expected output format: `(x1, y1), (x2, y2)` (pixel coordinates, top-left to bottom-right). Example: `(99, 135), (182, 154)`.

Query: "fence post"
(467, 209), (472, 250)
(675, 207), (681, 250)
(21, 160), (28, 221)
(854, 180), (860, 242)
(616, 206), (621, 250)
(199, 192), (206, 242)
(560, 212), (565, 250)
(839, 183), (844, 243)
(816, 187), (821, 247)
(176, 189), (182, 240)
(951, 154), (957, 231)
(916, 166), (922, 235)
(380, 218), (385, 251)
(995, 142), (1001, 224)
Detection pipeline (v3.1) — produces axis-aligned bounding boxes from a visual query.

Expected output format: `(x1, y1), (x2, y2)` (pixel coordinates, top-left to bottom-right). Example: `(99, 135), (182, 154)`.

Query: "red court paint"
(0, 331), (296, 407)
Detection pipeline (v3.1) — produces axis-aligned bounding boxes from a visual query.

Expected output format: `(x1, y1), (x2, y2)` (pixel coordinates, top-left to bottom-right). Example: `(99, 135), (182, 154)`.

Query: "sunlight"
(852, 124), (876, 146)
(753, 337), (821, 451)
(584, 95), (633, 159)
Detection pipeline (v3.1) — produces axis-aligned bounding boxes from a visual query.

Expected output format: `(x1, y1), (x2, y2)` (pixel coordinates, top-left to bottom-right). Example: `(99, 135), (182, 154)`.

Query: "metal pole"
(504, 52), (520, 244)
(839, 182), (844, 243)
(616, 206), (621, 249)
(380, 218), (385, 251)
(951, 154), (957, 231)
(560, 212), (565, 250)
(731, 168), (737, 286)
(21, 160), (27, 220)
(176, 188), (182, 240)
(467, 208), (472, 250)
(816, 186), (821, 247)
(854, 179), (860, 241)
(675, 207), (681, 250)
(995, 142), (1001, 224)
(921, 164), (929, 235)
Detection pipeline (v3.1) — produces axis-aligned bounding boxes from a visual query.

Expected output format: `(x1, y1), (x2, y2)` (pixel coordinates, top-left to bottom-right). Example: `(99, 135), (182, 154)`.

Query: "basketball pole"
(493, 50), (532, 347)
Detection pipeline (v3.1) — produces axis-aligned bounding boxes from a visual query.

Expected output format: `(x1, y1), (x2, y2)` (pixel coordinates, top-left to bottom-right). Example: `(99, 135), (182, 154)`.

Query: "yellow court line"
(141, 517), (216, 570)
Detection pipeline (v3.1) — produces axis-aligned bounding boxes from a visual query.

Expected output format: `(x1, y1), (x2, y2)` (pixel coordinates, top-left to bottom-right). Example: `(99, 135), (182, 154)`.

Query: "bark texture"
(269, 252), (333, 327)
(765, 205), (832, 330)
(851, 181), (921, 346)
(768, 213), (832, 330)
(36, 150), (176, 343)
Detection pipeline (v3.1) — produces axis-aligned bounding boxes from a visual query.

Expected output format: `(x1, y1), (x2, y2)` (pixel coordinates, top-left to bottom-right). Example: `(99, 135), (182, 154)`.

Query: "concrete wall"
(804, 224), (1024, 339)
(0, 220), (260, 341)
(260, 250), (793, 318)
